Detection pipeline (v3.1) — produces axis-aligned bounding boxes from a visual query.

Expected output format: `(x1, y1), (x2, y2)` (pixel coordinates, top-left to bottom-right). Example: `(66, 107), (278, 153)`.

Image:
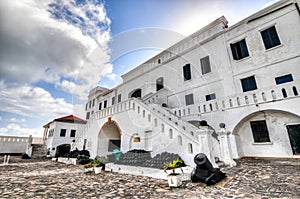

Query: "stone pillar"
(26, 135), (33, 157)
(197, 126), (218, 168)
(217, 128), (236, 167)
(43, 127), (48, 141)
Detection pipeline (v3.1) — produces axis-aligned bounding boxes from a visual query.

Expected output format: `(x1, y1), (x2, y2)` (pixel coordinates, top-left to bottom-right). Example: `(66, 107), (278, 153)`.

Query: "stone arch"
(232, 110), (300, 158)
(55, 144), (71, 158)
(129, 88), (142, 98)
(97, 118), (122, 157)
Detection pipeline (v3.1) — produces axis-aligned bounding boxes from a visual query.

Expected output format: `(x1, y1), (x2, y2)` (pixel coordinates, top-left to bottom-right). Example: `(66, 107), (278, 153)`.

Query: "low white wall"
(0, 136), (29, 154)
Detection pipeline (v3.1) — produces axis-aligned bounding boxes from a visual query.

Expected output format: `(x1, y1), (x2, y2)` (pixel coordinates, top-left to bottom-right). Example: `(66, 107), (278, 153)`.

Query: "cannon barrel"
(191, 153), (226, 185)
(194, 153), (215, 172)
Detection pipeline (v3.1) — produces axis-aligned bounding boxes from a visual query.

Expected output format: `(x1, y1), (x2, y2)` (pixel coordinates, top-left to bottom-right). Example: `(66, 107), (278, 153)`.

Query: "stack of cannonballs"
(116, 150), (183, 169)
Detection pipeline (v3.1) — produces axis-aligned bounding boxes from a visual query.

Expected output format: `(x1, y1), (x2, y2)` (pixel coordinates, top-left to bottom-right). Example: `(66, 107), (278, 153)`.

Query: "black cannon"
(191, 153), (226, 185)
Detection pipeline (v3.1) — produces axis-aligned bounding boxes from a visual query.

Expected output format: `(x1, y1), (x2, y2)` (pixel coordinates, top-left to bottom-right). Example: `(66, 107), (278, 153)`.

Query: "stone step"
(31, 144), (47, 158)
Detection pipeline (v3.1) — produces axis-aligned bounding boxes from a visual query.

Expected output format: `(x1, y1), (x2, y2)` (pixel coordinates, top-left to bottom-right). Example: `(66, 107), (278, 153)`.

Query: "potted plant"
(92, 157), (107, 174)
(83, 162), (94, 173)
(164, 157), (185, 187)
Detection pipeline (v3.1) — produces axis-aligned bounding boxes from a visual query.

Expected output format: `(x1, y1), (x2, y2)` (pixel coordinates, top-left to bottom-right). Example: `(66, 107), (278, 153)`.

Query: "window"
(156, 77), (164, 91)
(183, 64), (191, 81)
(293, 86), (298, 96)
(241, 76), (257, 92)
(169, 129), (173, 139)
(275, 74), (293, 85)
(70, 130), (76, 137)
(86, 112), (90, 120)
(103, 100), (107, 108)
(230, 39), (249, 60)
(118, 94), (122, 103)
(205, 93), (216, 101)
(92, 99), (95, 107)
(89, 101), (91, 108)
(282, 88), (287, 98)
(250, 120), (271, 143)
(188, 143), (193, 154)
(131, 89), (142, 98)
(60, 129), (66, 137)
(112, 97), (115, 105)
(185, 94), (194, 106)
(108, 140), (121, 152)
(99, 102), (102, 110)
(85, 103), (88, 111)
(261, 26), (281, 50)
(161, 123), (165, 133)
(48, 129), (54, 137)
(178, 136), (182, 146)
(200, 56), (211, 75)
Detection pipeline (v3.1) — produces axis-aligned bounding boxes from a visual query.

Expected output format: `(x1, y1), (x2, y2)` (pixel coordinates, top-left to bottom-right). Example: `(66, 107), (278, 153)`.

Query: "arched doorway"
(55, 144), (71, 157)
(97, 118), (122, 157)
(156, 77), (164, 91)
(130, 89), (142, 98)
(232, 110), (300, 158)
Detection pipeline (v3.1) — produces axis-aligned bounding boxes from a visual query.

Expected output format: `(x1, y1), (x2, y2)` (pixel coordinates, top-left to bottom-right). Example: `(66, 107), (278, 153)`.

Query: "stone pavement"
(0, 157), (299, 198)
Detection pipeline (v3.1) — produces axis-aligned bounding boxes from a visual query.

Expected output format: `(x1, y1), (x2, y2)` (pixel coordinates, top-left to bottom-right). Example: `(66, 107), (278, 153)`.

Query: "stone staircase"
(31, 144), (47, 159)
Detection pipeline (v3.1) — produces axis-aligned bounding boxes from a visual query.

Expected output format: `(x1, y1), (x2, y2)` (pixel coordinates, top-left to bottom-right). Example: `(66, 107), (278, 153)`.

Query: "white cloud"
(56, 80), (76, 94)
(0, 123), (43, 137)
(9, 118), (26, 123)
(0, 81), (73, 120)
(0, 0), (111, 98)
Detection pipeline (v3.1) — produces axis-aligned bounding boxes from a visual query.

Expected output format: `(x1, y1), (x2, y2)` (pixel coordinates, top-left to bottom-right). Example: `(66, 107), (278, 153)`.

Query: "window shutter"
(230, 44), (238, 60)
(183, 64), (191, 80)
(240, 39), (249, 58)
(200, 56), (211, 74)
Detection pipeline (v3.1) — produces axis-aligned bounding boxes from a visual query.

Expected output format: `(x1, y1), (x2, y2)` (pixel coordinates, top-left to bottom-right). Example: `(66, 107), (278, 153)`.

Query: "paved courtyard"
(0, 157), (299, 198)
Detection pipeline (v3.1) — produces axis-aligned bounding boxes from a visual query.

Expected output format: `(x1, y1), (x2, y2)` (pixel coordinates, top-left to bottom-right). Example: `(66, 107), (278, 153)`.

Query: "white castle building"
(71, 0), (300, 166)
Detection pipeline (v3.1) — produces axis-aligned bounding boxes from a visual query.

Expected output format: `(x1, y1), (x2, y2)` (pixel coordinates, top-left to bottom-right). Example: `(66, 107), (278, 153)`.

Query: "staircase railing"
(71, 115), (96, 151)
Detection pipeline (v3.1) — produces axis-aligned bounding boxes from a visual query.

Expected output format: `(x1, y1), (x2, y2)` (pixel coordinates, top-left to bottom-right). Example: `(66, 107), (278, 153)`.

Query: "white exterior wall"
(0, 136), (30, 154)
(234, 110), (300, 157)
(77, 0), (300, 164)
(79, 99), (216, 166)
(45, 122), (85, 156)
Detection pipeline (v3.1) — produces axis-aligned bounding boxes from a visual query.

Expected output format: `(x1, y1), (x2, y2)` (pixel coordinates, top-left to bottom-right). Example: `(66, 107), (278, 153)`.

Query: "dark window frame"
(112, 97), (115, 105)
(103, 100), (107, 108)
(70, 129), (76, 137)
(230, 39), (249, 60)
(200, 56), (211, 75)
(241, 76), (257, 92)
(60, 129), (67, 137)
(275, 74), (293, 85)
(261, 26), (281, 50)
(250, 120), (271, 143)
(156, 77), (164, 91)
(183, 64), (191, 81)
(205, 93), (216, 101)
(185, 94), (194, 106)
(117, 94), (122, 103)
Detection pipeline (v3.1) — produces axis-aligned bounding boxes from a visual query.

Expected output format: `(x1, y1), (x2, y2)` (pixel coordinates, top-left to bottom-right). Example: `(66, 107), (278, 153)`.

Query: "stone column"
(217, 128), (236, 167)
(197, 126), (218, 168)
(26, 135), (33, 157)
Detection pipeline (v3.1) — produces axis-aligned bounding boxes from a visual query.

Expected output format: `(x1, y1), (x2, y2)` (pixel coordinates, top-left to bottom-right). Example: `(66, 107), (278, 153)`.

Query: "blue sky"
(0, 0), (279, 137)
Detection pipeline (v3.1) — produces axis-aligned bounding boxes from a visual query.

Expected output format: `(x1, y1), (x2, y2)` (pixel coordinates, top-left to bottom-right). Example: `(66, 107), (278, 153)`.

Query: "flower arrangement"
(163, 157), (185, 174)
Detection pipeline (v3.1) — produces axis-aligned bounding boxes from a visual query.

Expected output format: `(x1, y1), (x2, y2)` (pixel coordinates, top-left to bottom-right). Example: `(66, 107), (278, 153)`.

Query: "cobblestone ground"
(0, 157), (299, 198)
